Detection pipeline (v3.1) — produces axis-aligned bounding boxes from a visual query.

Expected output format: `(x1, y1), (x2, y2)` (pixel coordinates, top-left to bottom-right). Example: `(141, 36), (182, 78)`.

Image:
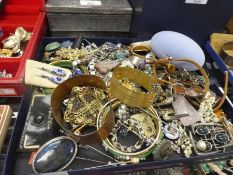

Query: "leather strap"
(214, 71), (228, 111)
(51, 75), (115, 145)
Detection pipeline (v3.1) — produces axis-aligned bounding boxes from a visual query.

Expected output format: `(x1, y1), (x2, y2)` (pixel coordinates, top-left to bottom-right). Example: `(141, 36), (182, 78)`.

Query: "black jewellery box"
(3, 37), (233, 175)
(45, 0), (133, 37)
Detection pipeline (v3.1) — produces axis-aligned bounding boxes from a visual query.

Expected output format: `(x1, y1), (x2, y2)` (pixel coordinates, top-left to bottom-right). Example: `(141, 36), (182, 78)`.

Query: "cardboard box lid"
(46, 0), (132, 15)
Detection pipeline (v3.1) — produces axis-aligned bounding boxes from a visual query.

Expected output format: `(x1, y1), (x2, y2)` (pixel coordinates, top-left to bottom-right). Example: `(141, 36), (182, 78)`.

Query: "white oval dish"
(151, 31), (205, 71)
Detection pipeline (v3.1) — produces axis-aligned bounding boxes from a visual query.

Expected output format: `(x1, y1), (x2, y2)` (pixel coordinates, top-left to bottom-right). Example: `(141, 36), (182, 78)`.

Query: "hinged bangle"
(109, 67), (158, 108)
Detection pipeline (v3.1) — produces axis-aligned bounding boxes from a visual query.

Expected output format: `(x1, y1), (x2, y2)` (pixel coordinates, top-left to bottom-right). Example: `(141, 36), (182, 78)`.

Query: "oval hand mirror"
(32, 136), (77, 173)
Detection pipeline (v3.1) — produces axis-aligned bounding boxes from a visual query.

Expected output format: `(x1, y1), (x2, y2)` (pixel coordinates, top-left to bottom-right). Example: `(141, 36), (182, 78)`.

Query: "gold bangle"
(109, 67), (157, 108)
(97, 99), (163, 160)
(51, 75), (115, 145)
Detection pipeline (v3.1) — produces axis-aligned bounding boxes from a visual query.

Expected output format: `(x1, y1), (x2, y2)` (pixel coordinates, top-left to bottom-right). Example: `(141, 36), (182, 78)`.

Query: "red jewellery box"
(0, 0), (47, 96)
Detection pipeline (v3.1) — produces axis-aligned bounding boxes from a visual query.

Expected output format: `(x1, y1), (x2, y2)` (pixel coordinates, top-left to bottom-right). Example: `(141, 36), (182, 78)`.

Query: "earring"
(39, 67), (66, 76)
(37, 75), (64, 84)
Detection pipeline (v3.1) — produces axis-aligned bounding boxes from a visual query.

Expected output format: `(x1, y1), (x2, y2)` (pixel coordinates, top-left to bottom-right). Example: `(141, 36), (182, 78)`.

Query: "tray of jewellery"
(4, 36), (233, 175)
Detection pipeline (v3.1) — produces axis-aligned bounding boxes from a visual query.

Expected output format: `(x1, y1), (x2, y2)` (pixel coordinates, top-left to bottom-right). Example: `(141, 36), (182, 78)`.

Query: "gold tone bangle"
(51, 75), (115, 145)
(109, 67), (157, 108)
(97, 99), (163, 160)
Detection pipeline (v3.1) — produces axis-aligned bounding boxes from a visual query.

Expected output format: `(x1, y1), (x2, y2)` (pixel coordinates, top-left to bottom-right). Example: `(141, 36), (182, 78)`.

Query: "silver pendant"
(163, 123), (180, 140)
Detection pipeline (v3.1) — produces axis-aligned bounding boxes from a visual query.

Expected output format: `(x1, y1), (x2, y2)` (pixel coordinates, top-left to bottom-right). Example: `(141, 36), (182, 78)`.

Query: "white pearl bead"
(196, 140), (207, 152)
(131, 157), (140, 164)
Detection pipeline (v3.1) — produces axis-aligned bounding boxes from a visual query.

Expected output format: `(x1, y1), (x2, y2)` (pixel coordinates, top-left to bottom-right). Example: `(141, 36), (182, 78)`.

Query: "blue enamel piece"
(72, 68), (83, 76)
(49, 76), (63, 84)
(52, 68), (66, 76)
(114, 51), (126, 61)
(61, 40), (73, 48)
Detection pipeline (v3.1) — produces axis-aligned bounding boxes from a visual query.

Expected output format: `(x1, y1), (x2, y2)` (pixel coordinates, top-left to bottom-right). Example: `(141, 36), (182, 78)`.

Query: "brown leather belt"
(51, 75), (115, 145)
